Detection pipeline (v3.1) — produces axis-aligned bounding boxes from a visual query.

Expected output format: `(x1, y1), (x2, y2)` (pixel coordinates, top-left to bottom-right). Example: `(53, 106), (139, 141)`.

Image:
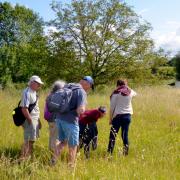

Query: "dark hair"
(116, 79), (126, 87)
(98, 106), (106, 113)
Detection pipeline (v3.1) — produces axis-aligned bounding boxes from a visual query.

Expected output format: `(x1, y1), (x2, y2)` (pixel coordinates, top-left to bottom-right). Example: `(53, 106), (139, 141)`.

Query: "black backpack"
(12, 96), (38, 126)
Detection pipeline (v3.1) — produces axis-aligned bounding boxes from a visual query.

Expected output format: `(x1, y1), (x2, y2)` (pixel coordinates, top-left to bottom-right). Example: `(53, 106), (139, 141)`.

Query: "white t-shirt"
(20, 87), (40, 119)
(110, 89), (137, 119)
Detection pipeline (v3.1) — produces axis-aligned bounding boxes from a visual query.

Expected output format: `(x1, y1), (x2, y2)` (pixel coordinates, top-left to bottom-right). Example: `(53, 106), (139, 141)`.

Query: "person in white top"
(20, 75), (43, 160)
(107, 79), (137, 155)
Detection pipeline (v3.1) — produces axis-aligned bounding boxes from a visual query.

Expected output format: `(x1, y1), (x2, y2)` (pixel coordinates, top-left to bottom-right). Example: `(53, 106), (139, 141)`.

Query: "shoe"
(79, 139), (83, 149)
(107, 140), (115, 154)
(84, 145), (90, 159)
(92, 137), (97, 150)
(123, 145), (129, 156)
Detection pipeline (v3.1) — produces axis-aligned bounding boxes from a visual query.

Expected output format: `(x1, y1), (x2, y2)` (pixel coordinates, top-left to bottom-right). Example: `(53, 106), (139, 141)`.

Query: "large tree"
(45, 31), (81, 84)
(0, 2), (48, 86)
(50, 0), (154, 84)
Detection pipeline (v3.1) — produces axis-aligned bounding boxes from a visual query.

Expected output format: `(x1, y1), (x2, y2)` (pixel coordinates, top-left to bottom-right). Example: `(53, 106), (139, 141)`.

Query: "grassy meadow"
(0, 85), (179, 179)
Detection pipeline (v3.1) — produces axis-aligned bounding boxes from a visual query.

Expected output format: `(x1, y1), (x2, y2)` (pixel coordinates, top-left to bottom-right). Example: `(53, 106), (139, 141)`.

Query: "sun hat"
(29, 75), (44, 85)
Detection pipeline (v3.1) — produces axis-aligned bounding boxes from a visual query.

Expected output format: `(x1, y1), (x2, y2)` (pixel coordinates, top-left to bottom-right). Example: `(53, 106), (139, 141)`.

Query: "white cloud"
(151, 20), (180, 55)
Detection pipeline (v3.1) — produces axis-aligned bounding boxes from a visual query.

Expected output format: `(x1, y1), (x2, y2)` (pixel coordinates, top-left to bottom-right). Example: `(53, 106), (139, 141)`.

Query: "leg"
(50, 141), (67, 166)
(20, 119), (38, 160)
(84, 143), (90, 159)
(49, 122), (60, 161)
(28, 141), (34, 157)
(107, 116), (121, 154)
(91, 122), (98, 150)
(83, 125), (91, 158)
(57, 141), (67, 156)
(92, 136), (98, 150)
(20, 140), (34, 160)
(50, 119), (67, 165)
(20, 141), (27, 159)
(65, 121), (79, 167)
(68, 145), (77, 167)
(121, 114), (131, 155)
(79, 123), (86, 149)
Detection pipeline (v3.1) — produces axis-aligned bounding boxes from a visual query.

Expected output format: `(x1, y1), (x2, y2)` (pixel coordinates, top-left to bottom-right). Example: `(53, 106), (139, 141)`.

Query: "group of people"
(18, 75), (136, 167)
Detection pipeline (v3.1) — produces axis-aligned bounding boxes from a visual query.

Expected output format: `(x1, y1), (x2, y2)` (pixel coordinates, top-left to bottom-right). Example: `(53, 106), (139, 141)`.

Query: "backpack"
(44, 101), (56, 121)
(12, 96), (38, 126)
(46, 83), (82, 114)
(44, 102), (51, 121)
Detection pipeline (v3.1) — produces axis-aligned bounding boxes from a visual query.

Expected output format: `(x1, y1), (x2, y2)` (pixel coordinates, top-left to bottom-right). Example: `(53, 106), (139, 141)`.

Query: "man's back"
(56, 83), (87, 124)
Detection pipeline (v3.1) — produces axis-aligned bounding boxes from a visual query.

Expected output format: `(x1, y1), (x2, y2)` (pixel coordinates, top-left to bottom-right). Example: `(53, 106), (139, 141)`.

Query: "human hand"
(109, 119), (112, 125)
(27, 119), (32, 125)
(38, 120), (42, 129)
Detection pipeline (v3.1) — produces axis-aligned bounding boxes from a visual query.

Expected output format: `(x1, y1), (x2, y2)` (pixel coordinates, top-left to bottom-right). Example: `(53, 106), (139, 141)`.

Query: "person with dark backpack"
(12, 97), (38, 126)
(44, 80), (65, 161)
(50, 76), (94, 167)
(19, 75), (43, 161)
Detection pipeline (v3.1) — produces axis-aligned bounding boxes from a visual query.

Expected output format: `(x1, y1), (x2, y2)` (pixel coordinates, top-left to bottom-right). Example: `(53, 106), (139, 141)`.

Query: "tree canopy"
(50, 0), (156, 84)
(171, 52), (180, 80)
(0, 2), (48, 86)
(0, 1), (173, 88)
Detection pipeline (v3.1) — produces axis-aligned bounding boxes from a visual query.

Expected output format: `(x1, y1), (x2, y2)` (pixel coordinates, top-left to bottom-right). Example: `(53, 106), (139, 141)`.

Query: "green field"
(0, 86), (179, 179)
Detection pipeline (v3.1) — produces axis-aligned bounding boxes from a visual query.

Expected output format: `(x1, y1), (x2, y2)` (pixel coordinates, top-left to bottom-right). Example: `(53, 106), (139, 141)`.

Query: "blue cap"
(83, 76), (94, 90)
(83, 76), (94, 85)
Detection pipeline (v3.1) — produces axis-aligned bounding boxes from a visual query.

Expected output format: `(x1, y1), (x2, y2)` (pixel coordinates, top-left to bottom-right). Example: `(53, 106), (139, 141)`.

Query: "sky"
(1, 0), (180, 56)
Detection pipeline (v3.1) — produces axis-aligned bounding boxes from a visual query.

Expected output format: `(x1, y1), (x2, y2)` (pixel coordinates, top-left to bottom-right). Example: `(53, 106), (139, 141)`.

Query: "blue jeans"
(108, 114), (131, 153)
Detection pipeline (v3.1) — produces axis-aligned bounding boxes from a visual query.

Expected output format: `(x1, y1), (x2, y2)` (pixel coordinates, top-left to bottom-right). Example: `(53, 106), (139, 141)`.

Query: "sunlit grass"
(0, 86), (179, 179)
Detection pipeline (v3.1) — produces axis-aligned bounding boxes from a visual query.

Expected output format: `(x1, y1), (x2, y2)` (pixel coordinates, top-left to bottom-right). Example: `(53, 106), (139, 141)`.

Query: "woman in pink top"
(107, 79), (136, 155)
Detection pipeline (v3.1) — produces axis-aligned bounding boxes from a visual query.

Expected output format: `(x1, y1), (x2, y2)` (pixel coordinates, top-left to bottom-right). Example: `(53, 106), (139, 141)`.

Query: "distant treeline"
(0, 1), (178, 88)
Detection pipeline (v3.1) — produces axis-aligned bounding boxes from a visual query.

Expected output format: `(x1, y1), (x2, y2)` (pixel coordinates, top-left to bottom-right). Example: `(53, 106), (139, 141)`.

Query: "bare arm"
(38, 118), (42, 129)
(76, 105), (86, 116)
(21, 107), (32, 124)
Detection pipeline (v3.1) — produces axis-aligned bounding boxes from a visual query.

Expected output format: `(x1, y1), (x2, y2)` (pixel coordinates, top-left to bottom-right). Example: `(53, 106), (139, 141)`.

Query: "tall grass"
(0, 86), (179, 179)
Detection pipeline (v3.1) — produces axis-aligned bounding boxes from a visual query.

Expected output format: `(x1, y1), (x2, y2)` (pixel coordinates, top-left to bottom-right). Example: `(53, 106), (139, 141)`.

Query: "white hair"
(51, 80), (66, 93)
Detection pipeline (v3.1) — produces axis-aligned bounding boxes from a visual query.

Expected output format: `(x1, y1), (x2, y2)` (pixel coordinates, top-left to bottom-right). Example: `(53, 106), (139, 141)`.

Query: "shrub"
(175, 55), (180, 80)
(157, 66), (175, 79)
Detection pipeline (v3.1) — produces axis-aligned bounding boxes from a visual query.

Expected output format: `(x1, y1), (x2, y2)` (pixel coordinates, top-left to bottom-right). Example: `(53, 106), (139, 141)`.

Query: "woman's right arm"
(131, 89), (137, 97)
